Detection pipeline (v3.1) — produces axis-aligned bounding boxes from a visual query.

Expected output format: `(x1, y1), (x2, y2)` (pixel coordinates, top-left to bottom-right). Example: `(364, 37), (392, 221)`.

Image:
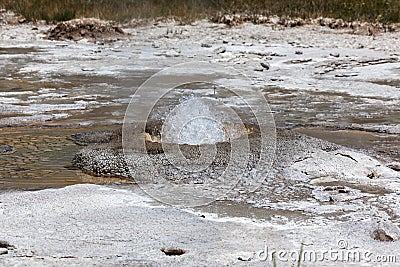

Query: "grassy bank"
(1, 0), (399, 23)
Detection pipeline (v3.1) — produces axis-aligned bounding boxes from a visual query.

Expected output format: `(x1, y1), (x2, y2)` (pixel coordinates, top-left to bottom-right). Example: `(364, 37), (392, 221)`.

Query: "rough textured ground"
(0, 19), (400, 266)
(70, 127), (400, 217)
(1, 184), (400, 266)
(46, 18), (126, 42)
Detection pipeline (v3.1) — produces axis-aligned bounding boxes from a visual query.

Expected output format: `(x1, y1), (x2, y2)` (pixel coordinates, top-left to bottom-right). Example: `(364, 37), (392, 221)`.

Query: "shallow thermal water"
(0, 126), (133, 190)
(0, 45), (154, 127)
(264, 86), (400, 129)
(295, 127), (400, 162)
(0, 42), (399, 191)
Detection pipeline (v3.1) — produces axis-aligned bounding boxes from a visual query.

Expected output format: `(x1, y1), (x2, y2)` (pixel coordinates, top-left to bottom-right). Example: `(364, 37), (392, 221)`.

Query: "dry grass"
(0, 0), (399, 24)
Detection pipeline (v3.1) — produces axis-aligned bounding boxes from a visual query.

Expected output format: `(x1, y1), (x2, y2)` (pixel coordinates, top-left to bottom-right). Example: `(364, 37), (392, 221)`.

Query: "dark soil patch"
(46, 18), (125, 42)
(161, 247), (186, 256)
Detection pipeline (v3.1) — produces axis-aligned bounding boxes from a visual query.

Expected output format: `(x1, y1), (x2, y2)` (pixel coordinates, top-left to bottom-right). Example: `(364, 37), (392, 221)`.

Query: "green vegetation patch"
(0, 0), (399, 23)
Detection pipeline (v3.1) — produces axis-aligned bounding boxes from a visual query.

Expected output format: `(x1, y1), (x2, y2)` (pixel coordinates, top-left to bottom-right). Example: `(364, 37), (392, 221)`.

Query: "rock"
(0, 240), (12, 249)
(372, 222), (400, 242)
(330, 53), (340, 57)
(161, 247), (186, 256)
(238, 255), (252, 261)
(268, 15), (280, 24)
(81, 68), (95, 72)
(285, 18), (305, 27)
(260, 62), (270, 70)
(72, 146), (132, 178)
(318, 17), (334, 27)
(335, 73), (359, 77)
(0, 240), (15, 250)
(387, 162), (400, 171)
(386, 124), (400, 134)
(0, 248), (8, 255)
(214, 46), (226, 54)
(290, 58), (312, 64)
(46, 18), (125, 42)
(0, 9), (25, 25)
(18, 17), (27, 24)
(165, 50), (181, 58)
(367, 171), (379, 179)
(251, 15), (269, 24)
(211, 14), (243, 26)
(201, 43), (212, 48)
(329, 18), (346, 29)
(152, 42), (161, 48)
(68, 130), (118, 146)
(372, 229), (394, 242)
(295, 50), (303, 55)
(270, 52), (286, 57)
(210, 13), (388, 35)
(0, 145), (14, 154)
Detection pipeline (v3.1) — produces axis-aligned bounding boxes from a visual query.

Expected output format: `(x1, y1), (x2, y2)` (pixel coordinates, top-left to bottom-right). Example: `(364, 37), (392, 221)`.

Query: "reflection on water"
(264, 86), (400, 128)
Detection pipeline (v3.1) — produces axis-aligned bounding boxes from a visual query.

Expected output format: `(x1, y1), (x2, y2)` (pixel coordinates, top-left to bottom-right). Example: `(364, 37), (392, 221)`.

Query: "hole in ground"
(161, 247), (186, 256)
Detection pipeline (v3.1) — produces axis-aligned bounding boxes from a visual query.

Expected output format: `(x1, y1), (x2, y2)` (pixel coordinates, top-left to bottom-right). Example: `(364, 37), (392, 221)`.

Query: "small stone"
(0, 240), (13, 249)
(260, 62), (270, 70)
(0, 248), (8, 255)
(214, 46), (226, 54)
(161, 247), (186, 256)
(387, 162), (400, 171)
(367, 171), (378, 179)
(290, 58), (312, 64)
(338, 189), (350, 194)
(81, 68), (95, 72)
(46, 18), (125, 42)
(238, 255), (252, 261)
(295, 50), (303, 55)
(165, 50), (180, 58)
(201, 43), (212, 48)
(0, 145), (14, 154)
(323, 186), (335, 191)
(335, 73), (359, 78)
(330, 53), (340, 57)
(18, 17), (27, 24)
(152, 42), (161, 48)
(372, 229), (394, 242)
